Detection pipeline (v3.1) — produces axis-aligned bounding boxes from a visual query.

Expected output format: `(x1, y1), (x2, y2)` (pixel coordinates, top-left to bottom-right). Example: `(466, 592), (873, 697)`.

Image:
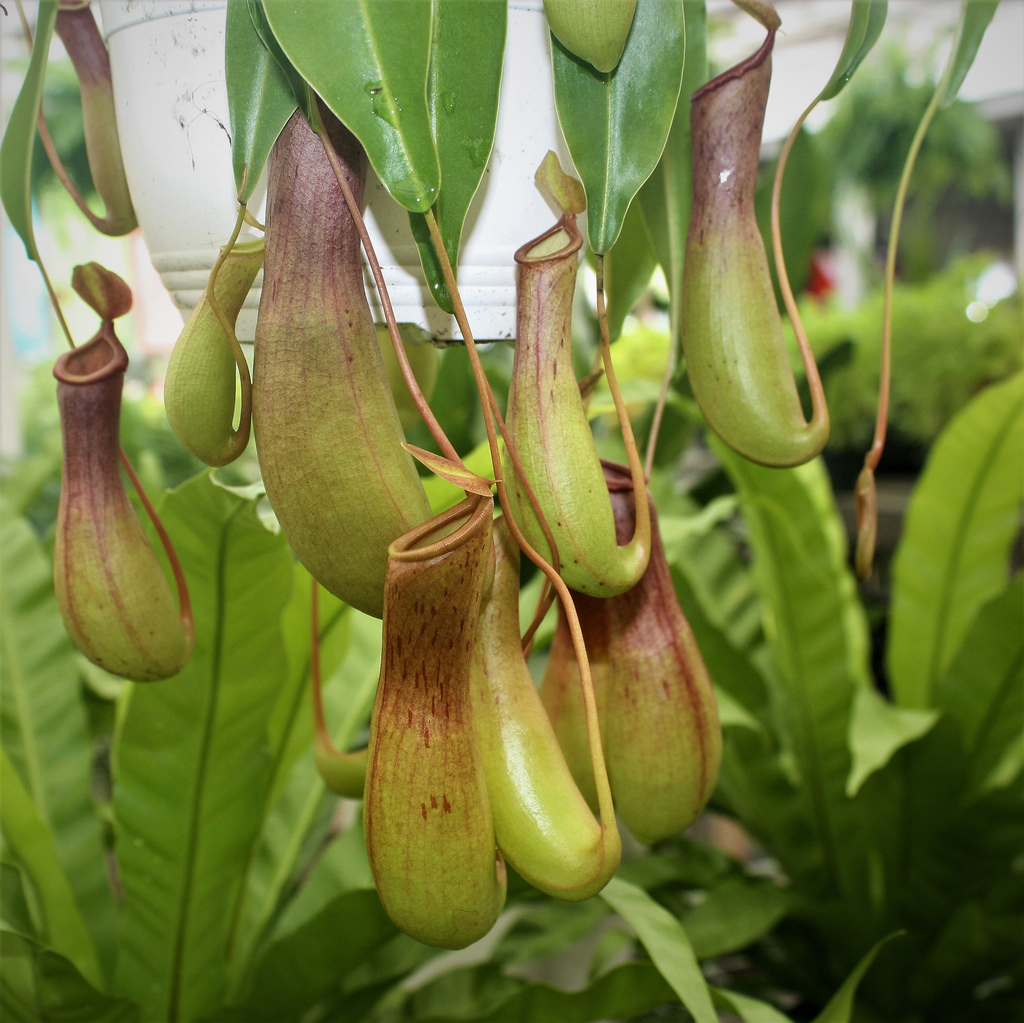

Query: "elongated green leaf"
(1, 862), (38, 941)
(712, 987), (794, 1023)
(888, 372), (1024, 708)
(553, 0), (685, 252)
(0, 503), (115, 980)
(226, 0), (298, 202)
(0, 752), (100, 990)
(818, 0), (888, 102)
(0, 929), (139, 1023)
(409, 0), (506, 313)
(226, 612), (381, 1003)
(599, 198), (657, 340)
(220, 562), (349, 982)
(938, 0), (1000, 109)
(0, 0), (58, 261)
(679, 875), (790, 960)
(845, 687), (938, 797)
(230, 889), (394, 1021)
(262, 0), (440, 211)
(812, 932), (901, 1022)
(247, 0), (313, 120)
(113, 474), (293, 1022)
(600, 877), (717, 1023)
(404, 961), (675, 1023)
(713, 446), (870, 895)
(934, 576), (1024, 795)
(638, 0), (706, 337)
(715, 685), (763, 733)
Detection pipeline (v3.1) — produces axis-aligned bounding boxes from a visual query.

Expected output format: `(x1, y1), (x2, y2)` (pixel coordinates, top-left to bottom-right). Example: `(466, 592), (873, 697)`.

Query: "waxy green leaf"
(0, 0), (58, 261)
(226, 0), (298, 203)
(262, 0), (440, 212)
(410, 0), (507, 312)
(599, 198), (657, 340)
(638, 0), (706, 339)
(552, 0), (685, 252)
(819, 0), (888, 102)
(938, 0), (1000, 109)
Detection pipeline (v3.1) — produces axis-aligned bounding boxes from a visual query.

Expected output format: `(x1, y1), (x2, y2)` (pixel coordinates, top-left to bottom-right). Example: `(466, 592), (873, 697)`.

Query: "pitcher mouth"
(389, 493), (493, 563)
(53, 325), (128, 386)
(514, 214), (583, 267)
(691, 27), (775, 104)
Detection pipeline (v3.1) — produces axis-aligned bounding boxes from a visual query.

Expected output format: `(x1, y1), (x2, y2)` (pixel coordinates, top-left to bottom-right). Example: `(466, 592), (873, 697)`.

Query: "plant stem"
(594, 256), (651, 564)
(770, 100), (829, 440)
(119, 450), (194, 647)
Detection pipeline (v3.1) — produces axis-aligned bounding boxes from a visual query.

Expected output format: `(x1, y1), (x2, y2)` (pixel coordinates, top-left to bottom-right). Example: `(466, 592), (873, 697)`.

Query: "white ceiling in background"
(706, 0), (1024, 143)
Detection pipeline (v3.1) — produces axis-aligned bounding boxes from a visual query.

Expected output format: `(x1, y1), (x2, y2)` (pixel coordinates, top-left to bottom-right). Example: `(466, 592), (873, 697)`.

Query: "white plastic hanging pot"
(99, 0), (573, 342)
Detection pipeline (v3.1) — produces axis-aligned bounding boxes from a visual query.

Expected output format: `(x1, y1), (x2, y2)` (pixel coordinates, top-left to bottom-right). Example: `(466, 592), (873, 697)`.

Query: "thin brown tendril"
(484, 391), (562, 648)
(203, 204), (254, 463)
(309, 578), (338, 755)
(423, 209), (618, 854)
(770, 99), (829, 441)
(311, 98), (462, 467)
(120, 449), (194, 648)
(521, 576), (553, 657)
(595, 256), (652, 559)
(853, 80), (943, 579)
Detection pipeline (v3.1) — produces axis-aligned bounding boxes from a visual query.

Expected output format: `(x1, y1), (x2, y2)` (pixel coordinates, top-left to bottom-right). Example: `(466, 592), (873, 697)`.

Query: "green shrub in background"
(795, 256), (1022, 454)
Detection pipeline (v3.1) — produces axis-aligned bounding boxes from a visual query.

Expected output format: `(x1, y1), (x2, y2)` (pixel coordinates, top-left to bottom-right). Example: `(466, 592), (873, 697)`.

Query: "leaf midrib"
(166, 503), (243, 1022)
(223, 602), (346, 991)
(358, 0), (431, 204)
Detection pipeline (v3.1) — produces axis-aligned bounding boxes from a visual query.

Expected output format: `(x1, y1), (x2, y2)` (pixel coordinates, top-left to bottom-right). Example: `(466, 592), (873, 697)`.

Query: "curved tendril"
(644, 345), (675, 480)
(483, 393), (562, 648)
(855, 81), (944, 579)
(36, 113), (126, 236)
(309, 578), (340, 756)
(422, 208), (618, 853)
(310, 98), (462, 467)
(595, 256), (652, 559)
(770, 98), (829, 438)
(119, 449), (194, 648)
(204, 204), (254, 463)
(521, 576), (553, 657)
